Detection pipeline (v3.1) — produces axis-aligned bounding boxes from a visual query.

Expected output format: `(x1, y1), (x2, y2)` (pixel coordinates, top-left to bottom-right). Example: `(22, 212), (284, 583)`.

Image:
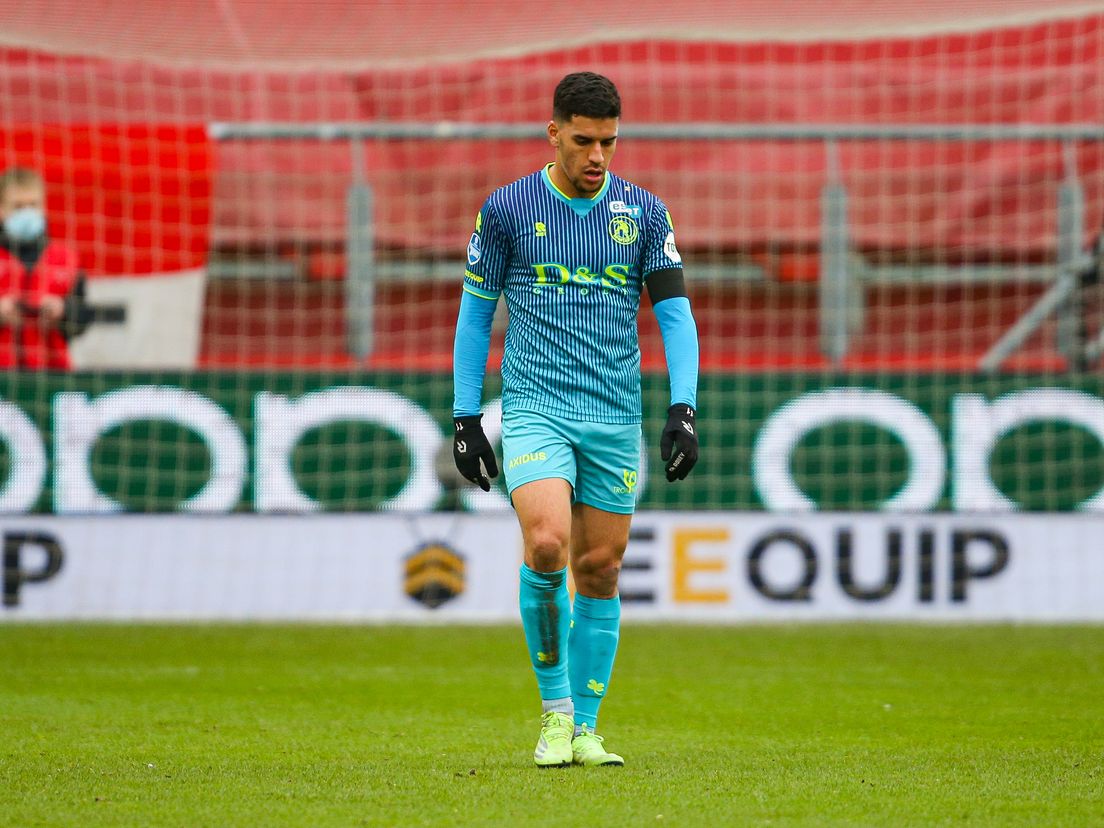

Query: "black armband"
(645, 268), (687, 305)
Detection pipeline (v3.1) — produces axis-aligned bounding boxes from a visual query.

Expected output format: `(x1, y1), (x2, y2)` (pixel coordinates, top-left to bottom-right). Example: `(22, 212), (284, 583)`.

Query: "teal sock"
(518, 564), (571, 700)
(569, 593), (621, 730)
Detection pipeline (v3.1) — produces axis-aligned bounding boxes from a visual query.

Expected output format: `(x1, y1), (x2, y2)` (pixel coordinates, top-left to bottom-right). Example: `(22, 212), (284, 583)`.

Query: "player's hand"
(453, 414), (499, 492)
(660, 404), (698, 482)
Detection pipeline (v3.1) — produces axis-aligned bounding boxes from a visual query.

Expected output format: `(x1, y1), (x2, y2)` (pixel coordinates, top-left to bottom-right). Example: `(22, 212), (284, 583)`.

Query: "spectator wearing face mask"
(0, 167), (79, 370)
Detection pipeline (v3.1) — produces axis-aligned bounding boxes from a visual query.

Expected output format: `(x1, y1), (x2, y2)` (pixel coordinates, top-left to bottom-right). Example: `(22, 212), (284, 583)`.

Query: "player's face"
(548, 115), (618, 198)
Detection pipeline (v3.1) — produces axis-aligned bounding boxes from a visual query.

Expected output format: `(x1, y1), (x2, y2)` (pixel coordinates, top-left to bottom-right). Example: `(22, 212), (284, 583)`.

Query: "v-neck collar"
(541, 163), (610, 217)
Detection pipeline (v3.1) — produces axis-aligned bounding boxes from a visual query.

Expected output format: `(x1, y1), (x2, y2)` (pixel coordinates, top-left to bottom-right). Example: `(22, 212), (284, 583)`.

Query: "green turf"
(0, 624), (1101, 827)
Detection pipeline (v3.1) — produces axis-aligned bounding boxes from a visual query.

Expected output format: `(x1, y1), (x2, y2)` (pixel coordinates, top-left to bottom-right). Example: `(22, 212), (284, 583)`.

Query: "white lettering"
(0, 401), (47, 512)
(255, 387), (441, 512)
(753, 388), (945, 511)
(54, 388), (246, 513)
(953, 389), (1104, 511)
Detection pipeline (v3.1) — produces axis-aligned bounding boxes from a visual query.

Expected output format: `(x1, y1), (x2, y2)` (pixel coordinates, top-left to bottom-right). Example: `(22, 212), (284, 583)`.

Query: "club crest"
(608, 216), (639, 245)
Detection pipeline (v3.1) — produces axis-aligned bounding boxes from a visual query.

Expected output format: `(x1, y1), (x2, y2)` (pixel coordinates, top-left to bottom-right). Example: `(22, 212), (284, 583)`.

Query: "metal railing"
(209, 122), (1104, 367)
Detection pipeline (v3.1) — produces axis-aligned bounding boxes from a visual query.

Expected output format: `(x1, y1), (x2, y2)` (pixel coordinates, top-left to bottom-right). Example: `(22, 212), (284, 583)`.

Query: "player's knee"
(525, 528), (569, 572)
(572, 550), (622, 596)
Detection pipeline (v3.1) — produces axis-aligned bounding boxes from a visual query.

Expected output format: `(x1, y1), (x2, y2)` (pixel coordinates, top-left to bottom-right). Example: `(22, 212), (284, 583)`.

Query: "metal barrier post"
(820, 139), (850, 362)
(981, 143), (1089, 372)
(346, 139), (375, 359)
(1056, 141), (1086, 365)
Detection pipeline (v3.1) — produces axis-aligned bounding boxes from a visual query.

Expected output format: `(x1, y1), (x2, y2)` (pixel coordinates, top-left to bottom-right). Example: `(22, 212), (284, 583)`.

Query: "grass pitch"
(1, 624), (1101, 827)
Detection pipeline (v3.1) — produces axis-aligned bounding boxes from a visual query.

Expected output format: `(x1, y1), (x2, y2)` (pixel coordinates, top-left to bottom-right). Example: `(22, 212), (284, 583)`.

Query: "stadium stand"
(1, 2), (1102, 371)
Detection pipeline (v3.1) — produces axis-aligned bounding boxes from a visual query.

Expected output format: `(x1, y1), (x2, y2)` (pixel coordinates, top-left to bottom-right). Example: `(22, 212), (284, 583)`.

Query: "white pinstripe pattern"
(463, 168), (681, 424)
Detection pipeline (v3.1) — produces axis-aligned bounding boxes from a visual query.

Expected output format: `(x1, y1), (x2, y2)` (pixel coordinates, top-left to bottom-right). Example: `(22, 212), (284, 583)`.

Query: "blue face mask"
(3, 207), (46, 242)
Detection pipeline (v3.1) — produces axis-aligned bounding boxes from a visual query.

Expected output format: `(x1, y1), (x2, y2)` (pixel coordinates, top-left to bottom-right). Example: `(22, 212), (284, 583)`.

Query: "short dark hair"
(552, 72), (621, 122)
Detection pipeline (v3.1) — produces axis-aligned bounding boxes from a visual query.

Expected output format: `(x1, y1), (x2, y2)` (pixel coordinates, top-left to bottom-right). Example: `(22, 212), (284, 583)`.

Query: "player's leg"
(566, 420), (639, 766)
(514, 477), (574, 700)
(502, 409), (578, 766)
(513, 478), (576, 766)
(568, 502), (630, 766)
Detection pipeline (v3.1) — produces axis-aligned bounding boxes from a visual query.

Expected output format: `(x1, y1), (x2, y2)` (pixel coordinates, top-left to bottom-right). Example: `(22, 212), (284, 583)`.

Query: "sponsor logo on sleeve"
(467, 233), (482, 265)
(663, 231), (682, 264)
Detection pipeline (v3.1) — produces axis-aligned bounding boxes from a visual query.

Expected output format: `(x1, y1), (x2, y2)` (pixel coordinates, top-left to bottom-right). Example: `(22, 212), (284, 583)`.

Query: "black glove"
(453, 414), (499, 492)
(660, 404), (698, 482)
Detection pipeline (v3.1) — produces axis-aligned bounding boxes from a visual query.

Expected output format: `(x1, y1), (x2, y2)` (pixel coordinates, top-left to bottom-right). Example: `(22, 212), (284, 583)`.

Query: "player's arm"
(452, 202), (508, 491)
(644, 204), (700, 482)
(453, 289), (496, 419)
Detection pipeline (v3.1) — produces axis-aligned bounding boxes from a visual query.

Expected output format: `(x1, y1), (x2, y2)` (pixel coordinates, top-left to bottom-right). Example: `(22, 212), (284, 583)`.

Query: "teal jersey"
(463, 165), (683, 423)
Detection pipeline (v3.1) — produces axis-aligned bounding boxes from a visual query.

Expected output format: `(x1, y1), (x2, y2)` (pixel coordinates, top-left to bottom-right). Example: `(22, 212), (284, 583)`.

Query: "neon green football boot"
(533, 711), (574, 767)
(571, 724), (625, 767)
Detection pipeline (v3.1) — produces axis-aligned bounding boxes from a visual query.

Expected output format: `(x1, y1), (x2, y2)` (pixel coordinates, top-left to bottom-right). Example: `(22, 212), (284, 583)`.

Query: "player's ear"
(547, 120), (559, 147)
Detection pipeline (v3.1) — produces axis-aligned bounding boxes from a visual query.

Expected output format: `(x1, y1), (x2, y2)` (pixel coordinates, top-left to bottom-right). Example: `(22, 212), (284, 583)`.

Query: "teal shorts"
(500, 408), (642, 515)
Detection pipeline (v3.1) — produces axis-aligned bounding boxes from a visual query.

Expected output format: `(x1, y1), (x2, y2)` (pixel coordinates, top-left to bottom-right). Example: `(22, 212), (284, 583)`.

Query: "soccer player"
(451, 72), (699, 767)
